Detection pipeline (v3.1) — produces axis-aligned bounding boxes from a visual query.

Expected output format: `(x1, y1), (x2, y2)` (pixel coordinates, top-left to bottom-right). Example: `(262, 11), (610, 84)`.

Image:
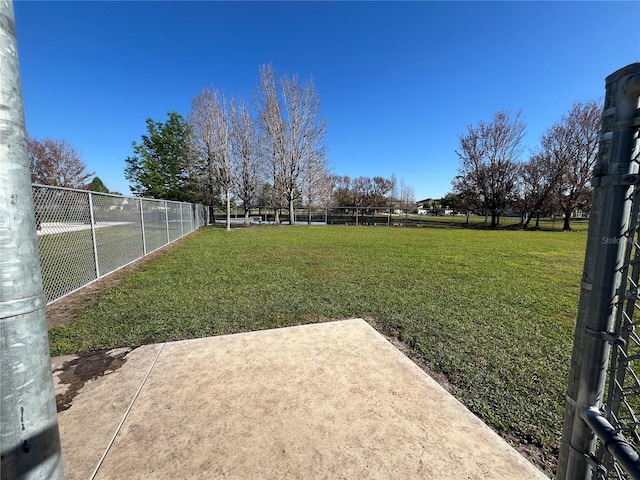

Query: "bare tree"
(255, 65), (287, 224)
(399, 178), (416, 209)
(373, 176), (394, 207)
(182, 133), (216, 205)
(452, 110), (525, 227)
(188, 96), (217, 205)
(518, 122), (574, 229)
(389, 172), (399, 205)
(329, 174), (354, 207)
(230, 97), (262, 220)
(190, 87), (233, 230)
(282, 71), (327, 224)
(350, 175), (394, 207)
(28, 137), (93, 188)
(547, 101), (602, 230)
(255, 64), (327, 225)
(518, 153), (559, 228)
(352, 176), (374, 207)
(299, 148), (331, 223)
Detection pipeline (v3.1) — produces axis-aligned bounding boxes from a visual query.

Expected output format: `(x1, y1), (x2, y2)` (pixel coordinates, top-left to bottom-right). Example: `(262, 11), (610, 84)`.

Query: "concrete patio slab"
(52, 344), (164, 479)
(53, 319), (548, 479)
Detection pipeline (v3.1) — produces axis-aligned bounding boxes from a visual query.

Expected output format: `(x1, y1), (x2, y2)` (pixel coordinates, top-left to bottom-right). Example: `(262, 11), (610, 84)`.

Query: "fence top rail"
(32, 183), (120, 197)
(32, 184), (209, 208)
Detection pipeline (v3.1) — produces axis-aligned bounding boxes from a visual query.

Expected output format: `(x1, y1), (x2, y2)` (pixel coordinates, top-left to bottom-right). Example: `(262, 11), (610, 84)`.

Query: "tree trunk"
(523, 211), (532, 228)
(243, 205), (250, 226)
(225, 189), (231, 231)
(465, 211), (470, 224)
(563, 211), (572, 231)
(289, 200), (295, 225)
(274, 207), (280, 225)
(307, 207), (312, 225)
(490, 211), (497, 228)
(535, 212), (541, 229)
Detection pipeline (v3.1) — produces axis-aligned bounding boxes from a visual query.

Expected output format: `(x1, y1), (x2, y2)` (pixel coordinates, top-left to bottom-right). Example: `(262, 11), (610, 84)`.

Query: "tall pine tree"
(125, 112), (196, 201)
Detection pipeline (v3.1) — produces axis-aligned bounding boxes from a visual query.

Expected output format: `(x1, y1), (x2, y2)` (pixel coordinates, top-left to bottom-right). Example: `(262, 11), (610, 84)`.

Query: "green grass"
(49, 225), (586, 471)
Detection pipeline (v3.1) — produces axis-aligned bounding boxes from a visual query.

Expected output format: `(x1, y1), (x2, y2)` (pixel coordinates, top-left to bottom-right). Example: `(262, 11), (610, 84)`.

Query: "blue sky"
(13, 1), (640, 200)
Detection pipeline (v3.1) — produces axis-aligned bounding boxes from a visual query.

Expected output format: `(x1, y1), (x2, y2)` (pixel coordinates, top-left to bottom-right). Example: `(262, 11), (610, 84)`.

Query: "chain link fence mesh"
(594, 128), (640, 480)
(33, 184), (209, 305)
(141, 199), (168, 253)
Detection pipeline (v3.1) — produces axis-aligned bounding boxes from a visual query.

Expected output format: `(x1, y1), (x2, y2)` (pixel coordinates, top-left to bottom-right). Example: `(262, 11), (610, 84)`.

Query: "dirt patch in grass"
(45, 238), (188, 330)
(510, 436), (556, 479)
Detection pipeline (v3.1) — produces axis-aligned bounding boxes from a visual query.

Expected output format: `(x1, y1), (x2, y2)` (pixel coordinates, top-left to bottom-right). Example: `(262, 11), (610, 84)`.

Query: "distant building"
(416, 198), (438, 215)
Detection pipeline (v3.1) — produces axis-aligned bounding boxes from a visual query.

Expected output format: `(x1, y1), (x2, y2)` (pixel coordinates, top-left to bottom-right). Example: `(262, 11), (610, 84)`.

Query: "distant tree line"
(124, 64), (415, 229)
(451, 100), (601, 230)
(329, 173), (415, 209)
(125, 64), (332, 229)
(28, 67), (601, 233)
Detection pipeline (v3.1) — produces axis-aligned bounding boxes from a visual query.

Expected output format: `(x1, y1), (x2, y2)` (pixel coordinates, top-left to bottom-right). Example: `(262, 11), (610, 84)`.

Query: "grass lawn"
(49, 225), (586, 473)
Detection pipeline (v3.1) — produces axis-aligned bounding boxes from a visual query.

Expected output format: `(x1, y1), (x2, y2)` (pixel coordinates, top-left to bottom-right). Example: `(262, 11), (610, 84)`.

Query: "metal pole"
(557, 63), (640, 480)
(179, 202), (184, 237)
(164, 200), (170, 244)
(88, 191), (100, 278)
(0, 1), (65, 478)
(139, 199), (147, 255)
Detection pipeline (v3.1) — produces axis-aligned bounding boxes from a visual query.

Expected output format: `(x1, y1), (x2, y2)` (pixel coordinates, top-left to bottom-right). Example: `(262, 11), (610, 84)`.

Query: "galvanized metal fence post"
(180, 202), (184, 236)
(557, 63), (640, 480)
(164, 200), (170, 244)
(0, 1), (64, 478)
(88, 190), (100, 278)
(140, 199), (147, 255)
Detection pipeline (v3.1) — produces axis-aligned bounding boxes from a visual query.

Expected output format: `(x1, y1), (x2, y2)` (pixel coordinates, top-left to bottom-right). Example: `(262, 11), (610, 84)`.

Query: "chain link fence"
(33, 184), (209, 305)
(597, 183), (640, 479)
(557, 63), (640, 480)
(593, 72), (640, 480)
